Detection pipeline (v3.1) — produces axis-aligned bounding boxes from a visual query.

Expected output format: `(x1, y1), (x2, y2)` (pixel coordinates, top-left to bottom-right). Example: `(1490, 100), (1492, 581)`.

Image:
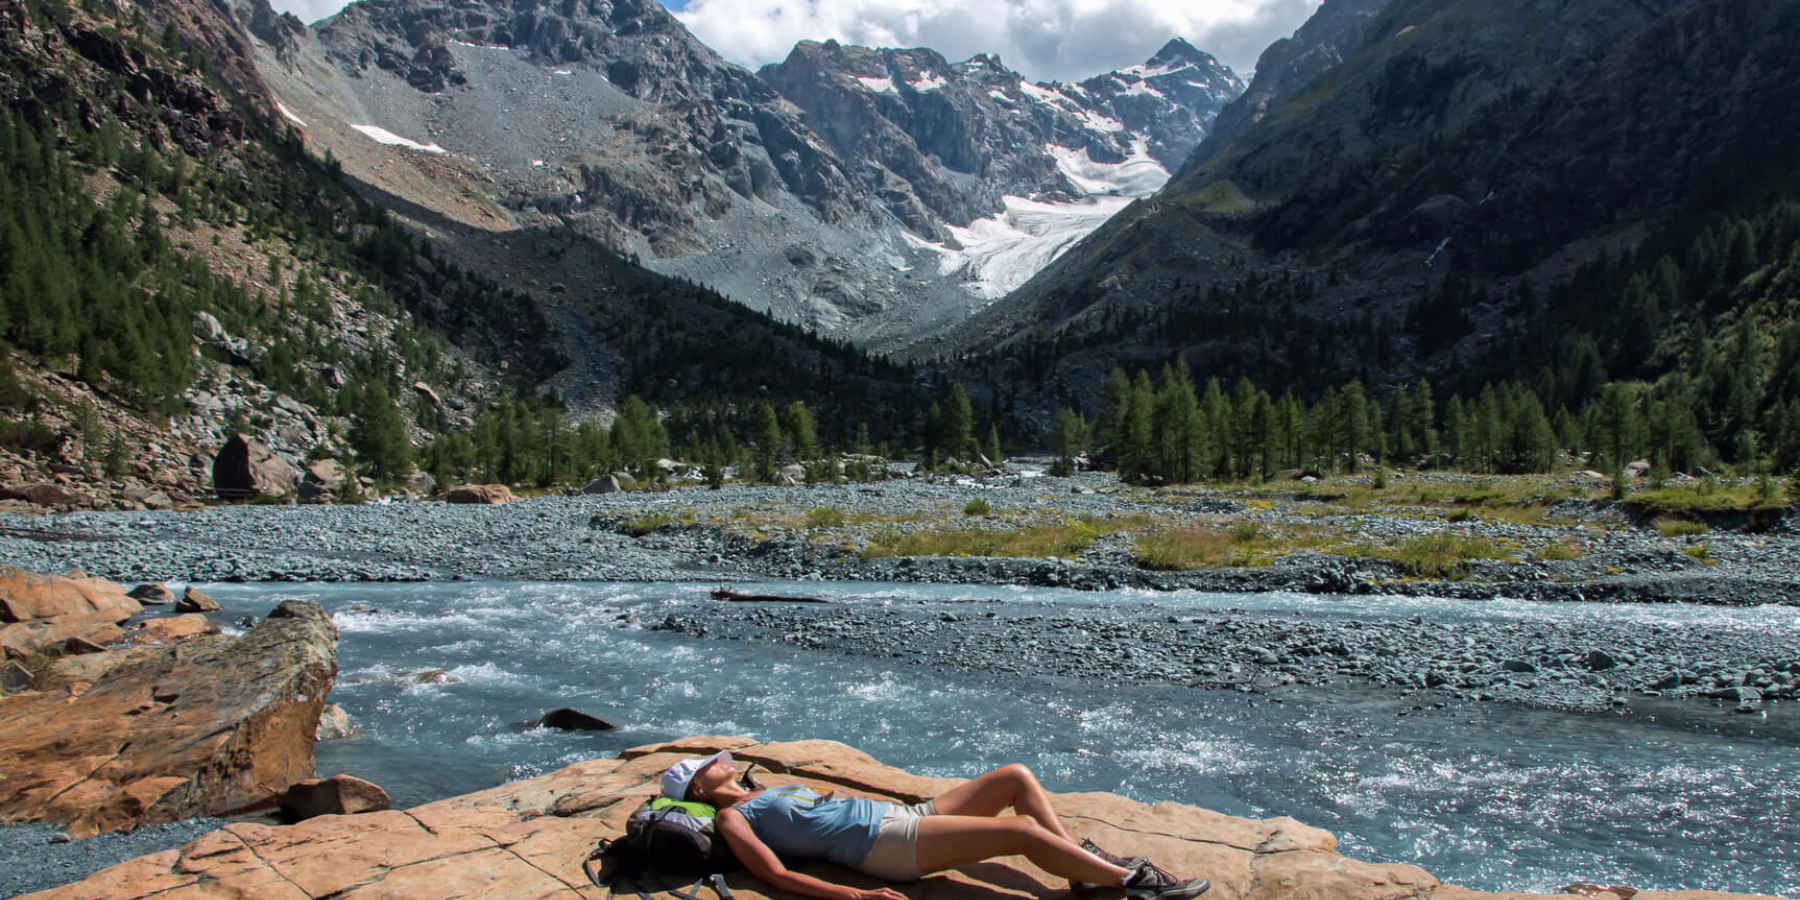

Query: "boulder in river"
(317, 703), (359, 741)
(583, 475), (623, 495)
(444, 484), (514, 505)
(212, 435), (299, 500)
(0, 567), (141, 623)
(0, 599), (339, 836)
(127, 583), (176, 605)
(539, 707), (617, 731)
(278, 774), (392, 821)
(16, 737), (1785, 900)
(175, 586), (222, 613)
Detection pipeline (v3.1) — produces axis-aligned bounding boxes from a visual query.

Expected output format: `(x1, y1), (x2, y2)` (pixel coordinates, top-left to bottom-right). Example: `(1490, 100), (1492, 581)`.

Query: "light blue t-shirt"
(731, 785), (890, 867)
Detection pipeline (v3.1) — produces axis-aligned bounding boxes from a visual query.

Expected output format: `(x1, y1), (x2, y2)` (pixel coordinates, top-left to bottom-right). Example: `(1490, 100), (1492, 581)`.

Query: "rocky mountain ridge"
(1181, 0), (1391, 175)
(938, 0), (1800, 414)
(243, 0), (1241, 344)
(0, 0), (929, 514)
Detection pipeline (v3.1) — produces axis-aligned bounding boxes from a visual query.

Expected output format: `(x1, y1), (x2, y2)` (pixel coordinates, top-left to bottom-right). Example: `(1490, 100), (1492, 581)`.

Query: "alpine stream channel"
(189, 581), (1799, 897)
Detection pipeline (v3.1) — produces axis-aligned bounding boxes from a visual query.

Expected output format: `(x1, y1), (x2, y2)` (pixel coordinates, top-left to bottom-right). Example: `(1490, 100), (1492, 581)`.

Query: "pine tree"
(985, 423), (1002, 466)
(1340, 381), (1370, 473)
(1121, 371), (1155, 481)
(1050, 408), (1087, 460)
(1200, 377), (1230, 478)
(1445, 396), (1468, 466)
(944, 382), (974, 461)
(783, 401), (818, 461)
(922, 403), (943, 469)
(755, 403), (781, 481)
(1096, 368), (1131, 450)
(1152, 363), (1200, 483)
(351, 383), (412, 481)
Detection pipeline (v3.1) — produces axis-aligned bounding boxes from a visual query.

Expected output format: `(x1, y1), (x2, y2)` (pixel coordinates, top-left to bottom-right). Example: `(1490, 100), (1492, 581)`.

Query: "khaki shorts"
(854, 800), (937, 881)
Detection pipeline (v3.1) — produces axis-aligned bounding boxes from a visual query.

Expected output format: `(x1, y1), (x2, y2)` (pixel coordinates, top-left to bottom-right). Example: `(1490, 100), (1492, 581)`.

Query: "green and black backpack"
(585, 766), (760, 900)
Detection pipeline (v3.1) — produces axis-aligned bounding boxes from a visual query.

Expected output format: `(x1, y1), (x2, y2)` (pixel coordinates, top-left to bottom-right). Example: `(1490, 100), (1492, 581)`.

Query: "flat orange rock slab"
(0, 601), (337, 836)
(18, 738), (1791, 900)
(0, 568), (141, 623)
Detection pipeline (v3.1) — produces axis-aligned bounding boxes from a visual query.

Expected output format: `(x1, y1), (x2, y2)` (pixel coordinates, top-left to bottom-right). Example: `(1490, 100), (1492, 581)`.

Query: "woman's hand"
(847, 888), (908, 900)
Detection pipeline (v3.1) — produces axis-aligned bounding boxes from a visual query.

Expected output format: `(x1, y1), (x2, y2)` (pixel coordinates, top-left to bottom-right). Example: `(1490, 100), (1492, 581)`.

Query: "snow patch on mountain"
(1050, 140), (1169, 196)
(908, 194), (1139, 300)
(276, 101), (307, 127)
(899, 137), (1169, 300)
(908, 73), (948, 92)
(350, 124), (448, 154)
(1016, 80), (1065, 103)
(856, 75), (898, 93)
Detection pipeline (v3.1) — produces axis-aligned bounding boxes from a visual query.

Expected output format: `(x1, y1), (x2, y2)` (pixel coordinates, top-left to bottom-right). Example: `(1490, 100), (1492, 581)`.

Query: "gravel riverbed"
(651, 592), (1800, 713)
(1, 472), (1794, 604)
(0, 819), (224, 899)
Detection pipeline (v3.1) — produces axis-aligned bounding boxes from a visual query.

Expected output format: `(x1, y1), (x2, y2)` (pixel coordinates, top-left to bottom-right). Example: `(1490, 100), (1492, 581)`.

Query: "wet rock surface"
(0, 601), (339, 836)
(13, 737), (1785, 900)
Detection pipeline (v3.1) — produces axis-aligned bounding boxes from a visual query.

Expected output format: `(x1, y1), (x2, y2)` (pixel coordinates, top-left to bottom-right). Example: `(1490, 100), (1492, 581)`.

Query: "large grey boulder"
(212, 435), (299, 500)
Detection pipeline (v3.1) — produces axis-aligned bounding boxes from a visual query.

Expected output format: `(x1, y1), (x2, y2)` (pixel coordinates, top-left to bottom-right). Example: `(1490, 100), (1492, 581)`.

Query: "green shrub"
(963, 497), (993, 516)
(1655, 518), (1708, 538)
(806, 506), (846, 528)
(619, 509), (690, 536)
(0, 419), (57, 455)
(1532, 541), (1584, 562)
(1387, 534), (1506, 579)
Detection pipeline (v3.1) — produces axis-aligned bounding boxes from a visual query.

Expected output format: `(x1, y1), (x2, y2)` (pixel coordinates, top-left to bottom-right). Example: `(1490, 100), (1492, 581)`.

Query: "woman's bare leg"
(914, 815), (1129, 885)
(929, 764), (1077, 842)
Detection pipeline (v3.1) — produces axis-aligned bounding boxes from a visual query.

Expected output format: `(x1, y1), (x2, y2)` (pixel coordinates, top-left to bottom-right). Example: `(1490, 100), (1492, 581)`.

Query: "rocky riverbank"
(0, 568), (340, 836)
(15, 737), (1788, 900)
(0, 472), (1794, 605)
(650, 594), (1800, 714)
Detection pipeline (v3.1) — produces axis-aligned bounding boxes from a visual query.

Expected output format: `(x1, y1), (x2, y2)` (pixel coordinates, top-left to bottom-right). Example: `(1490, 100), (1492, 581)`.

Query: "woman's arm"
(717, 809), (906, 900)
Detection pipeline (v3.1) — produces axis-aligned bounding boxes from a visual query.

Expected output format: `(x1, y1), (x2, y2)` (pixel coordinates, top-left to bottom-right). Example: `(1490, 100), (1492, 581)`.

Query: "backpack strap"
(584, 840), (613, 890)
(664, 874), (733, 900)
(709, 873), (736, 900)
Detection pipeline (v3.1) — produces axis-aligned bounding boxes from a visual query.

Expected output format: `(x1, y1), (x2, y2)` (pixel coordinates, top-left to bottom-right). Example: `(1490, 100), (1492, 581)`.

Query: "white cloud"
(672, 0), (1322, 82)
(265, 0), (1320, 82)
(269, 0), (346, 25)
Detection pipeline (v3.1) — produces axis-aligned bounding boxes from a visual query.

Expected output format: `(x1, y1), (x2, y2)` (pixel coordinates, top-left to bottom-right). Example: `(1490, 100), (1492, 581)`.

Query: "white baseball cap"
(661, 750), (733, 800)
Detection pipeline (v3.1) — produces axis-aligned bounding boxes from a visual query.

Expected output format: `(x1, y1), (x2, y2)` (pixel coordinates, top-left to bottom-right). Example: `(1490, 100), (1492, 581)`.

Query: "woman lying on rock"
(663, 751), (1211, 900)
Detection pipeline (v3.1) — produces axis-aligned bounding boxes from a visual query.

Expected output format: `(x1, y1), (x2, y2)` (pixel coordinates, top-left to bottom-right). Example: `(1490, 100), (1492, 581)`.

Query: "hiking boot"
(1080, 839), (1145, 870)
(1122, 862), (1210, 900)
(1070, 840), (1146, 893)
